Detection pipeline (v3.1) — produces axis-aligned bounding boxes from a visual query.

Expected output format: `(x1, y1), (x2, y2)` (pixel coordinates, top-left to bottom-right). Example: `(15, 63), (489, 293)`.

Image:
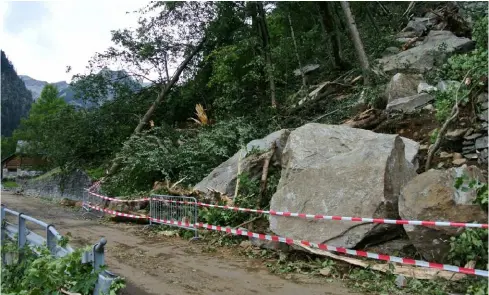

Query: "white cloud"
(1, 1), (148, 83)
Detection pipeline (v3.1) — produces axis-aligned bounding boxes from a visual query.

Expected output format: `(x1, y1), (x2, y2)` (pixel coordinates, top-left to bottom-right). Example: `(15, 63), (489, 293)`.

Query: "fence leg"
(149, 195), (153, 226)
(46, 225), (57, 255)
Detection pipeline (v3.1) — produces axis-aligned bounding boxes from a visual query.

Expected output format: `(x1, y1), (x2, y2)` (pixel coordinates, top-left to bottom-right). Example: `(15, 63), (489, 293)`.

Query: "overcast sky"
(0, 1), (148, 83)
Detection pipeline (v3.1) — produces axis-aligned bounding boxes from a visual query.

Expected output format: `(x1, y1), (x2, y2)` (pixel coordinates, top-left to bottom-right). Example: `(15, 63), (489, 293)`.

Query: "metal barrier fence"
(82, 188), (106, 218)
(0, 205), (116, 295)
(149, 194), (199, 239)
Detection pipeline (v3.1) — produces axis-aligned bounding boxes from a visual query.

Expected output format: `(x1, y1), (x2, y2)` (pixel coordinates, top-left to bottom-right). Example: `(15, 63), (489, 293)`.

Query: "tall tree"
(340, 1), (370, 83)
(287, 12), (306, 89)
(250, 2), (277, 108)
(14, 84), (68, 156)
(317, 2), (348, 70)
(88, 2), (216, 175)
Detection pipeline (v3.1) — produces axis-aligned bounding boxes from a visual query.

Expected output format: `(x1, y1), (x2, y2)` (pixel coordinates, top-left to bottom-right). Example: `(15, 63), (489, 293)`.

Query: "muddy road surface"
(2, 193), (357, 295)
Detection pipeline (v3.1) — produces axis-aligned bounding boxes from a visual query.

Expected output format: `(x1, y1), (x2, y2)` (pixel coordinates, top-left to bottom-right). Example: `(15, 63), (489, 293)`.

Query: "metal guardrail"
(0, 205), (117, 295)
(149, 194), (199, 239)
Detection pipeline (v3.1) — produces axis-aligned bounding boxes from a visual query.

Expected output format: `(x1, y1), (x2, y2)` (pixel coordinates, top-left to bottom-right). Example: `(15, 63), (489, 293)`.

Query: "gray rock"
(475, 136), (488, 150)
(396, 31), (418, 39)
(417, 82), (437, 94)
(463, 153), (478, 160)
(396, 37), (414, 43)
(399, 166), (487, 262)
(439, 151), (453, 159)
(386, 93), (434, 113)
(464, 133), (482, 140)
(269, 124), (417, 249)
(481, 122), (488, 131)
(193, 129), (291, 197)
(22, 168), (91, 201)
(478, 149), (488, 165)
(446, 128), (468, 141)
(481, 102), (488, 110)
(376, 31), (475, 73)
(437, 80), (462, 92)
(462, 141), (475, 146)
(423, 104), (435, 111)
(452, 158), (467, 166)
(462, 146), (476, 154)
(401, 16), (438, 36)
(293, 64), (320, 76)
(477, 92), (488, 104)
(382, 47), (401, 57)
(385, 73), (423, 103)
(250, 237), (291, 252)
(395, 275), (407, 288)
(478, 110), (488, 121)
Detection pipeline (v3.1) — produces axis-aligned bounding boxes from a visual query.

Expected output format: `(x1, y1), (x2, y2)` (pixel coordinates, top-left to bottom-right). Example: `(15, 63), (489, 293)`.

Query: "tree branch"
(425, 70), (472, 171)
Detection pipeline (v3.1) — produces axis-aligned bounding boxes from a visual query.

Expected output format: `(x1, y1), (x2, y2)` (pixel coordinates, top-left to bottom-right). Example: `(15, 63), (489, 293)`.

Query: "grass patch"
(86, 166), (105, 180)
(30, 167), (61, 182)
(1, 181), (19, 188)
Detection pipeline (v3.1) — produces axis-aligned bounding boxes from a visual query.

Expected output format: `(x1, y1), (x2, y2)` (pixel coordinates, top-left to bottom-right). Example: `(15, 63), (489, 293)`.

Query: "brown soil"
(1, 193), (358, 295)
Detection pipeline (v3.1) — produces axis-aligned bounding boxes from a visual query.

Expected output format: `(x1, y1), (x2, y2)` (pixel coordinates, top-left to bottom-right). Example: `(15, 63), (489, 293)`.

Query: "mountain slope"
(1, 51), (33, 137)
(20, 69), (144, 108)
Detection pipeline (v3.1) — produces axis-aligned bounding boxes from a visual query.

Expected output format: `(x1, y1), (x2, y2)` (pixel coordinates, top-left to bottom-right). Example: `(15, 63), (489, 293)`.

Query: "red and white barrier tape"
(86, 189), (488, 229)
(83, 202), (488, 277)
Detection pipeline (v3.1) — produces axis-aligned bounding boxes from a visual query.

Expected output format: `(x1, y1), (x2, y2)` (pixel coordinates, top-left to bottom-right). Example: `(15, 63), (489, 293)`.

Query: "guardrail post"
(1, 205), (5, 247)
(93, 237), (107, 271)
(18, 213), (26, 249)
(46, 225), (56, 255)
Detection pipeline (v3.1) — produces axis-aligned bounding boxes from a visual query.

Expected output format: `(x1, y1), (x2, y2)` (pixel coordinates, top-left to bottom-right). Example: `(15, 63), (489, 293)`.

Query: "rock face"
(386, 93), (434, 113)
(269, 124), (418, 248)
(22, 168), (92, 201)
(376, 31), (475, 73)
(399, 165), (488, 263)
(194, 129), (290, 197)
(385, 73), (423, 103)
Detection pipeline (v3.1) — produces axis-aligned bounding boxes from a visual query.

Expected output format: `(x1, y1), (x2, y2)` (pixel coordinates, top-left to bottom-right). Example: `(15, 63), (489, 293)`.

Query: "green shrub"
(104, 118), (261, 196)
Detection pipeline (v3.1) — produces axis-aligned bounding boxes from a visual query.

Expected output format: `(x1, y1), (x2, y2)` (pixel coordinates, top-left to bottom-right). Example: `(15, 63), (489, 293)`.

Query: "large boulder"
(193, 129), (291, 197)
(399, 165), (488, 263)
(376, 30), (475, 74)
(269, 124), (418, 249)
(385, 73), (423, 103)
(386, 93), (434, 113)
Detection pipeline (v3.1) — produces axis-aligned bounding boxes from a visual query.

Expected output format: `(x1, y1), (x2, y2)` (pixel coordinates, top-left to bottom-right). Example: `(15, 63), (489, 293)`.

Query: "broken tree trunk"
(107, 38), (206, 176)
(288, 13), (307, 89)
(318, 2), (347, 69)
(256, 1), (277, 108)
(340, 1), (370, 84)
(258, 142), (276, 207)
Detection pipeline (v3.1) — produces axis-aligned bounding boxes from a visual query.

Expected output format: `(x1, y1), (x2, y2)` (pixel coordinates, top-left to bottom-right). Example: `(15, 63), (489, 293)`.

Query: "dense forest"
(1, 50), (33, 138)
(2, 1), (487, 195)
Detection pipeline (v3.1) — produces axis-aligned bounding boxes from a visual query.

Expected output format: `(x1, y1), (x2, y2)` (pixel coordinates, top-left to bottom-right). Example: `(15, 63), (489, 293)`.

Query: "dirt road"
(2, 193), (357, 295)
